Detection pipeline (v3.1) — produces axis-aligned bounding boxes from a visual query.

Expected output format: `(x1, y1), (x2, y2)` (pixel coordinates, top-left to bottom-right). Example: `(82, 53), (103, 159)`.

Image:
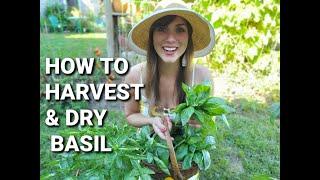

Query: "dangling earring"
(182, 54), (187, 67)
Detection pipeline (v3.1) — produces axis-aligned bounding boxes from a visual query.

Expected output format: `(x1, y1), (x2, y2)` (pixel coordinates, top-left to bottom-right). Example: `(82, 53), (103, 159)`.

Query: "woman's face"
(153, 16), (189, 63)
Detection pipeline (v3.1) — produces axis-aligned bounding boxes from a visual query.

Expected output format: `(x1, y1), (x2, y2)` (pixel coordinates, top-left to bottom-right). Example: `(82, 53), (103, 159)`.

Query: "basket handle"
(151, 105), (184, 179)
(163, 116), (184, 180)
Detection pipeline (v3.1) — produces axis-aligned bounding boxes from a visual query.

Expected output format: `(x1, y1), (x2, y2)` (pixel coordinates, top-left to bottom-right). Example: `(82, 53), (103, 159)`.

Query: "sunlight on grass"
(65, 33), (106, 39)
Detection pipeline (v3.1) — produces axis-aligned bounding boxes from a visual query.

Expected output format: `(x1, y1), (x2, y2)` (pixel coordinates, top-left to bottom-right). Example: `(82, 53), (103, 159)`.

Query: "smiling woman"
(152, 16), (190, 64)
(123, 0), (216, 179)
(125, 0), (215, 143)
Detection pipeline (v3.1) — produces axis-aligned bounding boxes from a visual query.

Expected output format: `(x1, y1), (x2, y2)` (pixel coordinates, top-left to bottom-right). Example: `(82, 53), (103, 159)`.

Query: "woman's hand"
(150, 116), (172, 140)
(189, 119), (201, 128)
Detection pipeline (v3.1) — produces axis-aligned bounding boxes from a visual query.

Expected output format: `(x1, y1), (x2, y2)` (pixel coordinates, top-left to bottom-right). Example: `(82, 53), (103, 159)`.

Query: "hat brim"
(128, 8), (215, 58)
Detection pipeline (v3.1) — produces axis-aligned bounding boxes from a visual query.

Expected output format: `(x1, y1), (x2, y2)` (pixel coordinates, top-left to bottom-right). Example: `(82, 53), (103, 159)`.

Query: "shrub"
(44, 3), (70, 32)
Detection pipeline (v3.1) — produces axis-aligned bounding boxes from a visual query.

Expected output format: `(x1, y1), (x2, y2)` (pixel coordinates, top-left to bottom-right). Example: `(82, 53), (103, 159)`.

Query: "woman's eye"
(156, 26), (167, 32)
(176, 27), (186, 33)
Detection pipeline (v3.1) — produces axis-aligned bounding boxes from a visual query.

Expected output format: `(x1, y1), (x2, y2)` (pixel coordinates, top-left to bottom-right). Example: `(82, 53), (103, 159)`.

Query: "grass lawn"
(40, 33), (280, 179)
(203, 102), (280, 179)
(40, 33), (107, 59)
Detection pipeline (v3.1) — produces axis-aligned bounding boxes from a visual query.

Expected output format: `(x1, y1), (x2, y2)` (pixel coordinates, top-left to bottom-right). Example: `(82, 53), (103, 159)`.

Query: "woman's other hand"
(189, 119), (201, 128)
(150, 116), (172, 140)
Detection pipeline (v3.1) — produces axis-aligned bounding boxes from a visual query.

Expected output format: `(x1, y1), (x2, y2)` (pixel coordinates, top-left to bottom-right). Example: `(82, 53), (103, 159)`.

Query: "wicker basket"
(141, 161), (198, 180)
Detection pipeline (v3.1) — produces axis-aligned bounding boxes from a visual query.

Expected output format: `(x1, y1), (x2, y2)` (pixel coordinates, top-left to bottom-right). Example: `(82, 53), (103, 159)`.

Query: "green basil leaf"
(111, 168), (122, 180)
(202, 150), (211, 170)
(181, 106), (195, 126)
(146, 136), (154, 149)
(182, 153), (194, 170)
(182, 83), (191, 95)
(197, 96), (210, 106)
(146, 152), (153, 163)
(140, 126), (151, 139)
(202, 116), (216, 135)
(173, 113), (181, 124)
(116, 156), (124, 168)
(202, 97), (234, 116)
(193, 109), (204, 123)
(176, 144), (188, 161)
(140, 167), (155, 175)
(127, 169), (139, 177)
(186, 93), (197, 107)
(189, 144), (196, 153)
(193, 83), (211, 95)
(194, 84), (211, 104)
(174, 103), (187, 113)
(187, 136), (202, 144)
(140, 174), (153, 180)
(131, 159), (153, 177)
(124, 154), (147, 160)
(156, 147), (169, 166)
(186, 125), (196, 137)
(193, 151), (204, 170)
(153, 156), (170, 175)
(202, 105), (226, 116)
(205, 97), (227, 106)
(104, 152), (117, 168)
(124, 175), (136, 180)
(155, 142), (168, 149)
(193, 109), (210, 123)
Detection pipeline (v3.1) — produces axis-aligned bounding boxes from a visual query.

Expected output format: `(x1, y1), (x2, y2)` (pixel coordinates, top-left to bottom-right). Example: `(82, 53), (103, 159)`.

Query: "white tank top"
(139, 64), (196, 117)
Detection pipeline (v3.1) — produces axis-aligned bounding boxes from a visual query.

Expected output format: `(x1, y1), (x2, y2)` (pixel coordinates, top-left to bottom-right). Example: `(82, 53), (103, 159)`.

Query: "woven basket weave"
(141, 161), (198, 180)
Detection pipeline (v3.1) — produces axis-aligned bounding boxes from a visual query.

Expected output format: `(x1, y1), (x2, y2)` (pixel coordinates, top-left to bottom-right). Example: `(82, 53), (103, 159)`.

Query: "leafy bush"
(66, 7), (105, 33)
(80, 12), (97, 33)
(44, 3), (67, 32)
(43, 3), (72, 32)
(193, 0), (280, 77)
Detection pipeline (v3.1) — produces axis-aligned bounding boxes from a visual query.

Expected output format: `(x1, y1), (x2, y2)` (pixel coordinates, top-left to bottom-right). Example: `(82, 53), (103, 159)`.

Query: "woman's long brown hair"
(145, 15), (194, 106)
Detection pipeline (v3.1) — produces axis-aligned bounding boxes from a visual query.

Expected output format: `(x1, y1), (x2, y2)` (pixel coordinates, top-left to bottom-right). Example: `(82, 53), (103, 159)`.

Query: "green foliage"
(44, 3), (70, 32)
(44, 3), (67, 19)
(174, 82), (235, 128)
(172, 82), (234, 171)
(76, 12), (103, 33)
(193, 0), (280, 77)
(41, 103), (279, 179)
(40, 82), (233, 178)
(43, 3), (106, 33)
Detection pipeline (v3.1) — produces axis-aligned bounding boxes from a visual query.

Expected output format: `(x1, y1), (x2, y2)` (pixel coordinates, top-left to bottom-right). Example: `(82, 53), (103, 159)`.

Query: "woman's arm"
(195, 64), (214, 95)
(123, 64), (171, 139)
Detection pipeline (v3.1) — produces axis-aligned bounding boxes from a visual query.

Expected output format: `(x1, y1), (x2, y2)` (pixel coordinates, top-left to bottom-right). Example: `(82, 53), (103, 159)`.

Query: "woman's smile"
(162, 46), (178, 56)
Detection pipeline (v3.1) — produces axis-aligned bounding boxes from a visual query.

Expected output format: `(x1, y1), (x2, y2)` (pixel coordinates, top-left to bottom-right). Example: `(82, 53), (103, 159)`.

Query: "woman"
(124, 0), (215, 179)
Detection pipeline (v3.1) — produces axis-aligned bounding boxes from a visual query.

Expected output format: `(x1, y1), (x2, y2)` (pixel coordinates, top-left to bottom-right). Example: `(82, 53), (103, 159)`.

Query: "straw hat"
(128, 0), (215, 58)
